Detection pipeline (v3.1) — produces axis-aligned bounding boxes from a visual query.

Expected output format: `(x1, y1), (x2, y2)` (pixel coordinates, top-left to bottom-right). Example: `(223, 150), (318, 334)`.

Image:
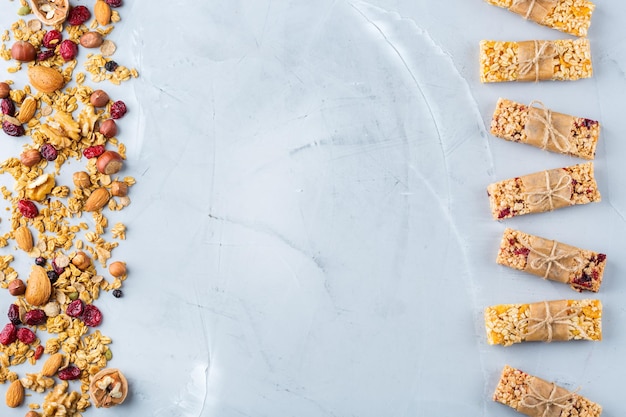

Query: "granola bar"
(485, 0), (595, 37)
(493, 365), (602, 417)
(479, 38), (592, 82)
(484, 299), (601, 346)
(497, 228), (606, 292)
(490, 98), (600, 159)
(486, 162), (600, 220)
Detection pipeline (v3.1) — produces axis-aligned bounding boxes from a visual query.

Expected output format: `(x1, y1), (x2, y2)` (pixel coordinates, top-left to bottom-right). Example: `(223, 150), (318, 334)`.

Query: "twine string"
(518, 40), (557, 82)
(527, 101), (572, 153)
(520, 301), (589, 343)
(520, 380), (577, 417)
(523, 171), (572, 211)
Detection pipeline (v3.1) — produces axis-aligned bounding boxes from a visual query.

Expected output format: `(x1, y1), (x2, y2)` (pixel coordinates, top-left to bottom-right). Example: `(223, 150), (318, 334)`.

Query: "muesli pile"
(0, 0), (137, 414)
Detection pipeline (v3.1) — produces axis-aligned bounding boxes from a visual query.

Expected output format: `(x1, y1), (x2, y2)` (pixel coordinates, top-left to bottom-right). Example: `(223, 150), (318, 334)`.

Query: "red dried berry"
(1, 98), (15, 116)
(66, 299), (84, 318)
(59, 39), (78, 61)
(83, 304), (102, 326)
(58, 365), (82, 380)
(2, 120), (24, 137)
(24, 309), (47, 326)
(42, 30), (62, 48)
(51, 258), (64, 274)
(40, 143), (58, 161)
(18, 200), (38, 218)
(597, 253), (607, 263)
(110, 100), (127, 119)
(83, 145), (106, 159)
(67, 5), (91, 26)
(34, 345), (44, 360)
(0, 323), (17, 345)
(37, 50), (56, 62)
(105, 0), (122, 7)
(7, 304), (20, 325)
(17, 327), (36, 344)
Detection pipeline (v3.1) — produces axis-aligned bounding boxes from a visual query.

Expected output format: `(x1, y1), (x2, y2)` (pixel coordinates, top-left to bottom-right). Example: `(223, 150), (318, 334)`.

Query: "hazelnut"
(96, 151), (123, 175)
(8, 279), (26, 296)
(20, 149), (41, 167)
(79, 31), (104, 48)
(73, 171), (91, 188)
(99, 119), (117, 138)
(0, 82), (9, 99)
(11, 41), (36, 62)
(71, 251), (91, 270)
(109, 261), (126, 277)
(26, 411), (40, 417)
(90, 89), (110, 107)
(110, 181), (128, 197)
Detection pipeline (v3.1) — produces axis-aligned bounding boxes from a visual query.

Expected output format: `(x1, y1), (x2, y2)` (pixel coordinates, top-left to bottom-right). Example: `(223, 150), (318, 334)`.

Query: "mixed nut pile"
(0, 0), (137, 415)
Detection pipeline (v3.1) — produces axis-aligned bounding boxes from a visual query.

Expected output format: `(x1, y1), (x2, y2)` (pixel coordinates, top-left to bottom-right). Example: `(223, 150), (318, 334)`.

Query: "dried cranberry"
(514, 247), (530, 256)
(58, 365), (82, 380)
(112, 289), (123, 298)
(597, 254), (607, 263)
(59, 39), (78, 61)
(67, 5), (91, 26)
(40, 143), (58, 161)
(2, 120), (25, 137)
(0, 323), (17, 345)
(51, 258), (64, 274)
(110, 100), (127, 119)
(37, 50), (56, 62)
(83, 145), (106, 159)
(47, 270), (59, 284)
(105, 0), (122, 7)
(24, 309), (47, 326)
(1, 98), (15, 116)
(18, 200), (38, 218)
(43, 30), (62, 48)
(7, 304), (21, 326)
(34, 345), (44, 360)
(83, 304), (102, 326)
(66, 299), (84, 318)
(35, 257), (46, 267)
(17, 327), (36, 344)
(104, 60), (118, 72)
(497, 208), (511, 219)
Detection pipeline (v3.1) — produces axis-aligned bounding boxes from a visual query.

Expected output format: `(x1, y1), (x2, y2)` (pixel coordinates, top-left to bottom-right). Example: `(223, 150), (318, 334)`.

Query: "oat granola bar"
(497, 228), (606, 292)
(493, 365), (602, 416)
(484, 299), (601, 346)
(491, 98), (600, 159)
(485, 0), (595, 37)
(486, 162), (600, 220)
(479, 38), (592, 83)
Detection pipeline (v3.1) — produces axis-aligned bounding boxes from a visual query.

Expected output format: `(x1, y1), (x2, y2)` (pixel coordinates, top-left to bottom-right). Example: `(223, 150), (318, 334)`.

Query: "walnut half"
(89, 368), (128, 408)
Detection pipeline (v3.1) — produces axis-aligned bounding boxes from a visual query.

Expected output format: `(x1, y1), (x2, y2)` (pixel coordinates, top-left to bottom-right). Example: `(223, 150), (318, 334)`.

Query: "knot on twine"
(523, 171), (572, 211)
(519, 40), (556, 82)
(520, 301), (588, 343)
(520, 380), (577, 417)
(518, 237), (584, 279)
(528, 101), (572, 153)
(512, 0), (557, 19)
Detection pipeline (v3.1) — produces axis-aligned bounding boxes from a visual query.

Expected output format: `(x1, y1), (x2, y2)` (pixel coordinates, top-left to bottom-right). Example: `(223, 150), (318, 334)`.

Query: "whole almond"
(15, 225), (33, 252)
(17, 96), (37, 123)
(80, 31), (104, 48)
(94, 0), (112, 26)
(28, 66), (66, 93)
(25, 265), (52, 306)
(84, 187), (110, 212)
(5, 379), (24, 408)
(20, 148), (41, 167)
(41, 353), (64, 377)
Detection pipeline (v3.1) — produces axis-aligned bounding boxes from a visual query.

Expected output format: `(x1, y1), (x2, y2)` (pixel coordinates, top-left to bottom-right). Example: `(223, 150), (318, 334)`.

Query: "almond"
(17, 96), (37, 123)
(25, 265), (52, 306)
(28, 66), (66, 93)
(41, 353), (64, 377)
(5, 379), (24, 408)
(94, 0), (112, 26)
(14, 225), (33, 252)
(84, 187), (110, 212)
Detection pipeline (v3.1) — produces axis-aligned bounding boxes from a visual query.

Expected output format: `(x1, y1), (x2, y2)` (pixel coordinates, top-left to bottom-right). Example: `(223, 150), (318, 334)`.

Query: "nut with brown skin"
(11, 40), (36, 62)
(71, 251), (91, 270)
(111, 181), (128, 197)
(109, 261), (126, 277)
(96, 151), (123, 175)
(20, 149), (41, 167)
(8, 279), (26, 296)
(80, 31), (104, 48)
(99, 119), (117, 138)
(25, 411), (40, 417)
(90, 89), (109, 107)
(0, 82), (10, 99)
(73, 171), (91, 188)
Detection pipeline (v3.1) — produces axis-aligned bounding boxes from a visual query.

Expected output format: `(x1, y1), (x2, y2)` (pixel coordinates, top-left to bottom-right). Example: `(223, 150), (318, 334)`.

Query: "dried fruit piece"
(18, 200), (39, 218)
(24, 309), (47, 326)
(66, 299), (84, 317)
(0, 323), (17, 345)
(84, 187), (110, 211)
(94, 0), (111, 25)
(34, 345), (44, 360)
(43, 29), (62, 48)
(104, 60), (118, 72)
(1, 98), (15, 116)
(40, 143), (58, 161)
(2, 120), (24, 137)
(58, 365), (81, 380)
(83, 304), (103, 326)
(112, 289), (123, 298)
(15, 225), (34, 252)
(110, 100), (127, 119)
(17, 327), (36, 344)
(67, 5), (90, 25)
(7, 304), (21, 325)
(5, 379), (24, 408)
(105, 0), (122, 6)
(37, 49), (56, 61)
(41, 353), (64, 376)
(28, 66), (66, 93)
(84, 144), (106, 159)
(11, 40), (36, 62)
(89, 368), (128, 408)
(25, 266), (52, 306)
(46, 270), (58, 284)
(59, 39), (78, 61)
